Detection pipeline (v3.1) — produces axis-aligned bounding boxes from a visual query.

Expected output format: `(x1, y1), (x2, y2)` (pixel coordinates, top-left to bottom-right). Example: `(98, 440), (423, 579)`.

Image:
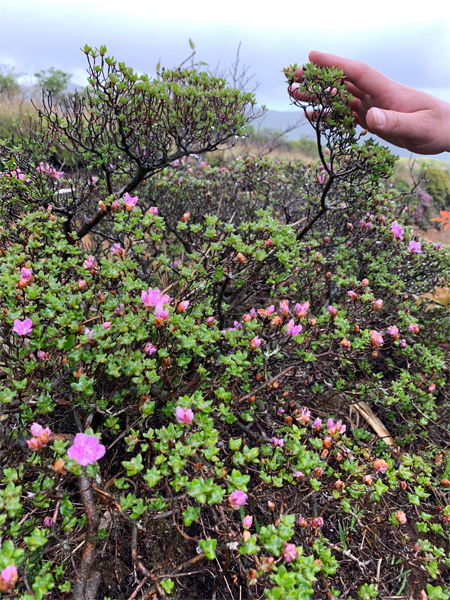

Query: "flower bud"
(373, 459), (388, 473)
(267, 500), (275, 511)
(310, 517), (323, 529)
(53, 458), (66, 474)
(177, 300), (189, 313)
(298, 516), (308, 528)
(399, 481), (407, 491)
(242, 530), (251, 542)
(237, 252), (246, 264)
(181, 212), (190, 222)
(340, 338), (351, 350)
(395, 511), (407, 524)
(243, 515), (253, 529)
(333, 480), (344, 491)
(363, 475), (373, 486)
(0, 566), (18, 593)
(440, 479), (450, 488)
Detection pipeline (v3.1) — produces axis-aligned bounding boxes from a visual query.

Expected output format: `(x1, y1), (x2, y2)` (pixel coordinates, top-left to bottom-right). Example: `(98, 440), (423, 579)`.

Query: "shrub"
(0, 50), (449, 600)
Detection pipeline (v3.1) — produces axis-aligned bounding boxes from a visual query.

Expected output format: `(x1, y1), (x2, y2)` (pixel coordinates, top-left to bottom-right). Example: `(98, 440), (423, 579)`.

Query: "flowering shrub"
(0, 51), (449, 599)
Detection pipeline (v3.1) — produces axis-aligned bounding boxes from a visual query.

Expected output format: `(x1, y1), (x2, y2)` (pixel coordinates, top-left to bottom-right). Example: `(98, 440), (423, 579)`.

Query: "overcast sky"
(1, 0), (449, 110)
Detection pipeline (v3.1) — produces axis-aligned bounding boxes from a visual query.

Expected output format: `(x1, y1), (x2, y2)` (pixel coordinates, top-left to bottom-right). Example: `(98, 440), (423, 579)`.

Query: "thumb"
(366, 107), (409, 138)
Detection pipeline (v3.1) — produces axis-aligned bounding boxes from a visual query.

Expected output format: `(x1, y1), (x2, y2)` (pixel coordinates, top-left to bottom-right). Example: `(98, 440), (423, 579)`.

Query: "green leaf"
(199, 538), (217, 560)
(182, 506), (200, 526)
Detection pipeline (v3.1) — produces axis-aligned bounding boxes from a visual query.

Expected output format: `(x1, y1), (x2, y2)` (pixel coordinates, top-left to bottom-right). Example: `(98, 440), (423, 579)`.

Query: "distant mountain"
(254, 109), (450, 163)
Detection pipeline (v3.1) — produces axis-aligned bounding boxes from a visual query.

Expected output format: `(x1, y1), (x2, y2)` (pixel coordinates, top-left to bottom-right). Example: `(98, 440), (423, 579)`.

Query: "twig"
(72, 476), (100, 600)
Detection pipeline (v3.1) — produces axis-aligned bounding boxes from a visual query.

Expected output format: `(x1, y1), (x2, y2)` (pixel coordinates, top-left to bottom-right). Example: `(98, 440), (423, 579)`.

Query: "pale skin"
(288, 51), (450, 155)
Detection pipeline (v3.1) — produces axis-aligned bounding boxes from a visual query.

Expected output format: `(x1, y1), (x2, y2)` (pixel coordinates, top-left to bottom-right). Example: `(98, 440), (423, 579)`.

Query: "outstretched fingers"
(308, 51), (396, 103)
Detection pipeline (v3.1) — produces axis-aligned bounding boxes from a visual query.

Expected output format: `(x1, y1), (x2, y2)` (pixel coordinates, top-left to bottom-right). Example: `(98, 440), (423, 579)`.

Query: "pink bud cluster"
(37, 162), (64, 179)
(327, 419), (346, 436)
(27, 422), (52, 450)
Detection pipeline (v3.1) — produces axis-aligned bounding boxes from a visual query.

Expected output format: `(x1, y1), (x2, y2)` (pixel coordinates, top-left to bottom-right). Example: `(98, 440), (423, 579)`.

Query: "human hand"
(288, 51), (450, 155)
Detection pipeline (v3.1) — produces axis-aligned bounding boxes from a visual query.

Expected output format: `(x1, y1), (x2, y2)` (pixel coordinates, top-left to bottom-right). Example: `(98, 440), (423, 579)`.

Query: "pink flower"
(229, 490), (247, 508)
(44, 516), (53, 527)
(294, 471), (304, 480)
(243, 515), (253, 529)
(297, 407), (310, 425)
(0, 565), (18, 593)
(270, 437), (284, 447)
(347, 291), (358, 300)
(145, 342), (157, 355)
(176, 406), (194, 425)
(141, 288), (171, 308)
(102, 322), (111, 330)
(408, 240), (422, 254)
(250, 308), (257, 318)
(327, 305), (337, 317)
(391, 222), (404, 239)
(313, 418), (322, 431)
(83, 255), (95, 269)
(78, 280), (87, 290)
(434, 242), (442, 250)
(155, 303), (169, 322)
(123, 192), (138, 211)
(373, 299), (383, 310)
(286, 319), (302, 336)
(67, 433), (106, 466)
(388, 325), (399, 339)
(283, 543), (298, 563)
(206, 317), (215, 327)
(428, 384), (436, 392)
(111, 243), (123, 255)
(37, 350), (46, 360)
(294, 301), (309, 318)
(249, 336), (262, 350)
(408, 323), (419, 334)
(21, 267), (32, 281)
(84, 328), (93, 341)
(370, 330), (383, 349)
(111, 200), (121, 212)
(13, 318), (33, 336)
(177, 301), (189, 313)
(148, 206), (158, 215)
(400, 339), (407, 348)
